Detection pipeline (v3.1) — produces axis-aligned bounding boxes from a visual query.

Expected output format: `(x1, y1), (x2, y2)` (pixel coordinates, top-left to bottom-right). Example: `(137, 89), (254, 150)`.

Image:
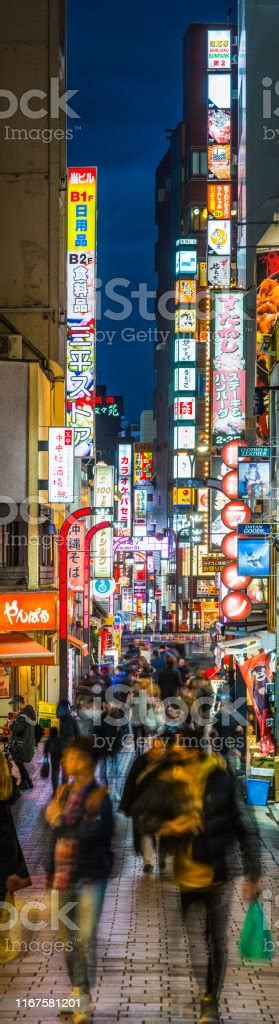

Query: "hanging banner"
(118, 444), (132, 536)
(48, 427), (74, 503)
(68, 521), (85, 592)
(239, 652), (275, 755)
(93, 465), (114, 579)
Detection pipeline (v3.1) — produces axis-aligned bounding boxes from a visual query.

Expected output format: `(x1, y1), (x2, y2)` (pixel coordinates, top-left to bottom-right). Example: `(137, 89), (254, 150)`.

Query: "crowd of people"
(0, 640), (261, 1024)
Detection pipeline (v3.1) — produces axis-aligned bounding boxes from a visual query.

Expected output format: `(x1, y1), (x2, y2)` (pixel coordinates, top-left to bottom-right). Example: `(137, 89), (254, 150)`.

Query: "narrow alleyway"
(0, 749), (278, 1024)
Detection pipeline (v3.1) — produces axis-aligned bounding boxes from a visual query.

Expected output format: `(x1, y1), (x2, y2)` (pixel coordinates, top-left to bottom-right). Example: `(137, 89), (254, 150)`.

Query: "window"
(192, 151), (200, 175)
(189, 206), (208, 232)
(186, 151), (208, 178)
(200, 152), (208, 176)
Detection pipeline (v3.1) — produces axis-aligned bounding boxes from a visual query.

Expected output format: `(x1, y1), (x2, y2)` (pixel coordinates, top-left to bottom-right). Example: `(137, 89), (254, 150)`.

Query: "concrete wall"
(0, 361), (28, 502)
(0, 0), (67, 364)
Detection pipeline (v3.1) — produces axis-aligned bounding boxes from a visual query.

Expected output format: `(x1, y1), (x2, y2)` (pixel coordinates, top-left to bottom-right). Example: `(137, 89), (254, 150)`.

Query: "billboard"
(176, 241), (197, 276)
(174, 396), (196, 421)
(48, 427), (74, 503)
(134, 488), (147, 525)
(208, 145), (230, 180)
(175, 338), (196, 363)
(67, 167), (97, 458)
(68, 520), (85, 592)
(208, 255), (230, 287)
(212, 292), (245, 445)
(238, 461), (271, 499)
(208, 183), (231, 220)
(208, 219), (231, 256)
(118, 444), (132, 536)
(208, 30), (231, 69)
(174, 367), (196, 392)
(208, 74), (231, 145)
(173, 487), (192, 506)
(134, 447), (153, 485)
(238, 535), (271, 577)
(173, 452), (192, 478)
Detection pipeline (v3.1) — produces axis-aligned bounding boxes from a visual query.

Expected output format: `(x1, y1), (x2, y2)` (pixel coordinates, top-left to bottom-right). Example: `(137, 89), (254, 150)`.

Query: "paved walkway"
(0, 748), (278, 1023)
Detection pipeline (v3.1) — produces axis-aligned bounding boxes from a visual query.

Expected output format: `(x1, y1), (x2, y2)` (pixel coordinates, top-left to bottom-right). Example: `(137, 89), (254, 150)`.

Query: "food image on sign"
(256, 253), (279, 336)
(175, 309), (196, 334)
(208, 220), (231, 256)
(208, 255), (230, 287)
(175, 280), (196, 304)
(208, 108), (230, 145)
(208, 184), (231, 220)
(208, 145), (230, 180)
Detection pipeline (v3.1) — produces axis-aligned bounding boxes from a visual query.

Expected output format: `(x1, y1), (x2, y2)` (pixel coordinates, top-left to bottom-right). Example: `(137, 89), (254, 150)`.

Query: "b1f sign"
(48, 428), (74, 503)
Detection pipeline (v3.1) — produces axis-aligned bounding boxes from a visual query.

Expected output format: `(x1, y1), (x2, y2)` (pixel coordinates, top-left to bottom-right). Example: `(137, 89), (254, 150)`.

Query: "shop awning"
(68, 634), (89, 655)
(0, 632), (55, 666)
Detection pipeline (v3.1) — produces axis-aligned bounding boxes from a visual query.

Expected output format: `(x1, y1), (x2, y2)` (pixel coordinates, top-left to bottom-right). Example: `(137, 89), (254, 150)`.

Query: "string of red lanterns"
(219, 440), (252, 622)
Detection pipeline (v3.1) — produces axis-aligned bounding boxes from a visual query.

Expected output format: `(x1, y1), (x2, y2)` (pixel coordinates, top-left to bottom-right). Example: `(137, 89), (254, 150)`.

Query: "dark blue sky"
(68, 0), (234, 419)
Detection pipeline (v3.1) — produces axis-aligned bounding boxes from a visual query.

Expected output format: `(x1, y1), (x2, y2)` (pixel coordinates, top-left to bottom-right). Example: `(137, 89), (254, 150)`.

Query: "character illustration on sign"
(240, 652), (275, 755)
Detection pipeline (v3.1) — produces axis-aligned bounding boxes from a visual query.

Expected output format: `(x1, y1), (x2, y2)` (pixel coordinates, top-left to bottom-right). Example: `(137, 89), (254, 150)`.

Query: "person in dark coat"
(56, 699), (79, 747)
(158, 653), (181, 701)
(44, 727), (62, 794)
(10, 704), (36, 789)
(121, 726), (261, 1024)
(45, 737), (113, 1021)
(0, 751), (31, 903)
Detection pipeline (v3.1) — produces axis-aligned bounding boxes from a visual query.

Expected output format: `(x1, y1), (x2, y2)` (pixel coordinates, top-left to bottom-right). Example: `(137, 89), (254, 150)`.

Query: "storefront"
(0, 591), (58, 727)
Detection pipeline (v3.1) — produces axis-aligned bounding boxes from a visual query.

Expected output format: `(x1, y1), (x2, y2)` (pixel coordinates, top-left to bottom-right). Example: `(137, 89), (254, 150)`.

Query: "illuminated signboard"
(0, 592), (58, 631)
(175, 308), (196, 334)
(134, 488), (147, 523)
(95, 394), (122, 417)
(212, 292), (245, 446)
(175, 280), (196, 304)
(238, 534), (271, 577)
(67, 167), (97, 458)
(238, 461), (271, 499)
(208, 75), (231, 148)
(118, 444), (132, 536)
(208, 145), (230, 180)
(174, 338), (196, 363)
(48, 427), (74, 503)
(208, 183), (231, 220)
(208, 254), (230, 287)
(93, 464), (114, 579)
(173, 453), (192, 478)
(174, 396), (196, 421)
(176, 239), (197, 276)
(208, 219), (231, 256)
(173, 487), (192, 506)
(134, 446), (153, 485)
(174, 426), (195, 450)
(208, 30), (231, 69)
(174, 367), (196, 393)
(68, 521), (85, 592)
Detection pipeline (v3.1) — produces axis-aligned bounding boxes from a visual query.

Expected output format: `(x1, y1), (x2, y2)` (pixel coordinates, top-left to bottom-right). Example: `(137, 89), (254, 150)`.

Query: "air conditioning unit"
(0, 334), (22, 359)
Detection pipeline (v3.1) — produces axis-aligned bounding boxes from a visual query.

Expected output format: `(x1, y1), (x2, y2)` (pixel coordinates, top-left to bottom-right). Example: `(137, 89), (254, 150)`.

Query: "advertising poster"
(0, 666), (9, 699)
(208, 74), (231, 145)
(173, 453), (192, 478)
(238, 461), (270, 499)
(208, 255), (230, 287)
(256, 250), (279, 443)
(212, 292), (245, 444)
(239, 652), (275, 754)
(134, 447), (153, 485)
(176, 247), (197, 276)
(67, 168), (97, 458)
(208, 145), (230, 180)
(208, 219), (231, 256)
(208, 183), (231, 220)
(213, 369), (246, 445)
(174, 426), (195, 450)
(172, 487), (192, 506)
(238, 535), (271, 577)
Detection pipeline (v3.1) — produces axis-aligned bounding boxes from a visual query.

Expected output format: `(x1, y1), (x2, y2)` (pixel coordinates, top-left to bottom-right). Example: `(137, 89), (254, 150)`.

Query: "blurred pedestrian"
(120, 736), (166, 873)
(10, 704), (36, 790)
(158, 653), (181, 700)
(45, 737), (114, 1024)
(44, 727), (62, 794)
(57, 699), (79, 747)
(0, 750), (31, 962)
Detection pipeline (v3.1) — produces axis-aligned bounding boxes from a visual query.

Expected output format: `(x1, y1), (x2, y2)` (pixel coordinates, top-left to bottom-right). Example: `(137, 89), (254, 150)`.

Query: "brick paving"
(0, 747), (278, 1023)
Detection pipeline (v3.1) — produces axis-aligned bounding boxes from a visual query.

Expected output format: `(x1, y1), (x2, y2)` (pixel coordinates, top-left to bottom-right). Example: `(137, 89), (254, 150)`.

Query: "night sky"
(68, 0), (235, 420)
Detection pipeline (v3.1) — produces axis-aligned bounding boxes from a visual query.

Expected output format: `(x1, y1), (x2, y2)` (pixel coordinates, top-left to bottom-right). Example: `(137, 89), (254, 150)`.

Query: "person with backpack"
(10, 704), (36, 790)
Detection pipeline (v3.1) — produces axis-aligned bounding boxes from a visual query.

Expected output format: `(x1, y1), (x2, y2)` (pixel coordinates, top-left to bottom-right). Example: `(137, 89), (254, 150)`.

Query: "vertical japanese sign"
(67, 167), (97, 458)
(174, 239), (197, 502)
(48, 427), (74, 503)
(207, 33), (231, 286)
(133, 446), (153, 484)
(212, 291), (245, 445)
(93, 465), (114, 579)
(68, 521), (85, 592)
(118, 444), (132, 537)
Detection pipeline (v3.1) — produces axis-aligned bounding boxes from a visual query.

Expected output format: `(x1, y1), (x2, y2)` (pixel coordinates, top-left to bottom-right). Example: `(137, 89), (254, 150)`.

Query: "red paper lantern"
(221, 500), (251, 530)
(221, 561), (251, 591)
(221, 470), (238, 500)
(222, 439), (247, 470)
(221, 592), (252, 621)
(221, 531), (238, 560)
